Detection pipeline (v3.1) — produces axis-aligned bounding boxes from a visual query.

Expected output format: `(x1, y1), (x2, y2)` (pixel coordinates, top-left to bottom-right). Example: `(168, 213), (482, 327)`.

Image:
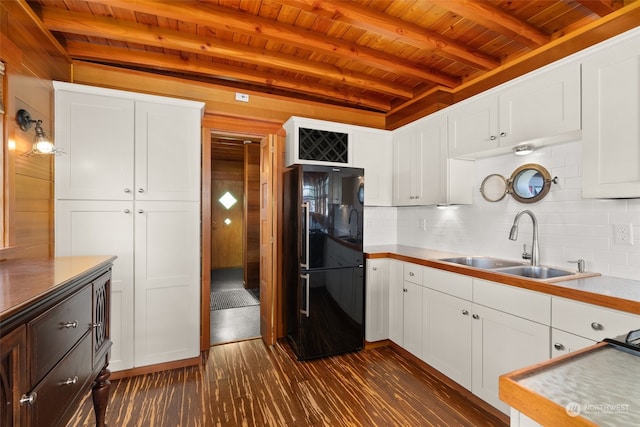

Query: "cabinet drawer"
(28, 286), (92, 385)
(552, 297), (640, 341)
(403, 263), (423, 284)
(473, 279), (550, 325)
(423, 267), (472, 301)
(551, 328), (596, 358)
(29, 333), (93, 427)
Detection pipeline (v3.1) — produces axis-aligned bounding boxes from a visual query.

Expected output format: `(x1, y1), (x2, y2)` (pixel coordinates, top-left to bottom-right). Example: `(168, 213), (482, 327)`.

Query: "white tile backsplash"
(382, 141), (640, 281)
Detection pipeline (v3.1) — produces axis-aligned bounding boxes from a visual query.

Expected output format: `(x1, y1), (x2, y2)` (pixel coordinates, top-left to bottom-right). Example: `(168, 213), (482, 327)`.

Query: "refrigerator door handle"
(300, 202), (310, 269)
(300, 273), (310, 317)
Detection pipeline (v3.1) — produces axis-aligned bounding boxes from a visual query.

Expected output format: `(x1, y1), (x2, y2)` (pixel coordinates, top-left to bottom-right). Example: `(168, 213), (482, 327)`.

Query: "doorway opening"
(210, 133), (261, 345)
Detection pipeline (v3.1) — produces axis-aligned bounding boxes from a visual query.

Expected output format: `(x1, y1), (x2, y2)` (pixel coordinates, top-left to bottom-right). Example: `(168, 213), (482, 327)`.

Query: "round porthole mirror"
(508, 163), (555, 204)
(480, 164), (557, 204)
(480, 174), (508, 202)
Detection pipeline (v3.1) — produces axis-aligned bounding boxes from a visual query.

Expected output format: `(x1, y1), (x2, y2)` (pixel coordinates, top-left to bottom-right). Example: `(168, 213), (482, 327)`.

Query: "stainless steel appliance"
(283, 164), (365, 360)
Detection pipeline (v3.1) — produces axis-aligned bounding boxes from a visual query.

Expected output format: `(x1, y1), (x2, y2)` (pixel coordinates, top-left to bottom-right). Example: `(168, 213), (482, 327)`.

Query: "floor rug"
(210, 289), (260, 311)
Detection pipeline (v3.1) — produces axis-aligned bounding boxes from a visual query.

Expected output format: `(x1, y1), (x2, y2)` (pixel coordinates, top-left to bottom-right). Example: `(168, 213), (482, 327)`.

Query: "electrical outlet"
(235, 92), (249, 102)
(613, 223), (634, 245)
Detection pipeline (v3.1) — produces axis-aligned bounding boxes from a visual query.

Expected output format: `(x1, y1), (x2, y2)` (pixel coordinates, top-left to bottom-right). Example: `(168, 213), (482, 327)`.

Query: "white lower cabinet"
(56, 200), (201, 370)
(388, 260), (404, 346)
(550, 329), (595, 358)
(403, 280), (423, 358)
(471, 303), (550, 414)
(365, 259), (389, 342)
(133, 201), (200, 366)
(552, 297), (640, 342)
(56, 201), (135, 372)
(422, 288), (472, 389)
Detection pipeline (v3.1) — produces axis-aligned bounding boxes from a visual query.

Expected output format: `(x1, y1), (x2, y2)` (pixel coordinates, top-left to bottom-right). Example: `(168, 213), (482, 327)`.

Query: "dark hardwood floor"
(65, 339), (508, 426)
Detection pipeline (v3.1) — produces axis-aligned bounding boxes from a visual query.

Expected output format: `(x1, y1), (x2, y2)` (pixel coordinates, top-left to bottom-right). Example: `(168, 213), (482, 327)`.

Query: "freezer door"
(287, 268), (364, 360)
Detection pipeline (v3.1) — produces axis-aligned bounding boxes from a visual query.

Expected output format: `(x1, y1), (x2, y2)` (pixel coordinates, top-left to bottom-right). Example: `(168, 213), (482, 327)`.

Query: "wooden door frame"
(200, 115), (284, 351)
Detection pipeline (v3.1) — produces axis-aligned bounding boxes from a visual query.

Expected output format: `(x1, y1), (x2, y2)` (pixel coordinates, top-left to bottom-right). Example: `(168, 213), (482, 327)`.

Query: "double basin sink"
(437, 256), (577, 280)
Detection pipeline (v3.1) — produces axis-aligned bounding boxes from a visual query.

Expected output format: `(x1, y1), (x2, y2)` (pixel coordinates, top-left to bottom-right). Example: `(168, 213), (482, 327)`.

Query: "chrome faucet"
(509, 210), (539, 266)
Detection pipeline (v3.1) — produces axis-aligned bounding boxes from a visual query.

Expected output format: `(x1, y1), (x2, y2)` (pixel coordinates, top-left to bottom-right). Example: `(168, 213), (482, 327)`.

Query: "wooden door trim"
(200, 127), (211, 351)
(200, 122), (283, 351)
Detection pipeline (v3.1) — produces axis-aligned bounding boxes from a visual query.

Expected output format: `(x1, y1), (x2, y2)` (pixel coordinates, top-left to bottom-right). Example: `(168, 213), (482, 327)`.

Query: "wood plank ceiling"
(25, 0), (640, 128)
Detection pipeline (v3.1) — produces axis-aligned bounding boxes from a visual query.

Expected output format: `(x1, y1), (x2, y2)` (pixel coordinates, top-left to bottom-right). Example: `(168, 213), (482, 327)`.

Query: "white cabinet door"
(388, 260), (404, 346)
(134, 102), (201, 201)
(423, 289), (472, 390)
(448, 95), (499, 158)
(403, 280), (423, 358)
(392, 125), (416, 205)
(55, 200), (135, 372)
(582, 32), (640, 198)
(365, 259), (389, 342)
(392, 125), (432, 206)
(448, 62), (580, 159)
(55, 91), (135, 200)
(551, 329), (595, 358)
(471, 304), (550, 414)
(134, 201), (200, 367)
(352, 129), (392, 206)
(499, 62), (580, 148)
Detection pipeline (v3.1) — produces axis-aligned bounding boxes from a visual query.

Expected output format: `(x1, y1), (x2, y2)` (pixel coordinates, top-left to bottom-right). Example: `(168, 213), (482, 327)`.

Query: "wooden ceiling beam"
(39, 6), (413, 98)
(428, 0), (551, 49)
(289, 0), (501, 70)
(65, 41), (391, 111)
(575, 0), (624, 16)
(81, 0), (460, 88)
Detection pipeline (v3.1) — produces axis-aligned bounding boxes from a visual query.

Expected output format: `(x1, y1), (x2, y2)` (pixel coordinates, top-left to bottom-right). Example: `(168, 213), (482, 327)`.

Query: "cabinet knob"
(138, 209), (144, 214)
(61, 320), (78, 329)
(372, 267), (377, 271)
(591, 322), (603, 330)
(403, 288), (408, 293)
(60, 376), (78, 386)
(138, 188), (145, 193)
(554, 343), (565, 350)
(20, 392), (37, 406)
(500, 132), (507, 137)
(409, 272), (415, 276)
(489, 135), (497, 141)
(124, 209), (130, 214)
(461, 309), (469, 315)
(124, 188), (131, 193)
(472, 314), (479, 320)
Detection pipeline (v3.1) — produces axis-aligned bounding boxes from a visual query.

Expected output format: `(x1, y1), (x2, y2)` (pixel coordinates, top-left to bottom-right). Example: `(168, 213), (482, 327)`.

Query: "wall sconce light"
(16, 109), (62, 155)
(512, 144), (534, 156)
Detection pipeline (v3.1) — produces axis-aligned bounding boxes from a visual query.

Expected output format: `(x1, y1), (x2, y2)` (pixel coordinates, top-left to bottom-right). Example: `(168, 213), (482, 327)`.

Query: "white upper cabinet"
(55, 90), (135, 200)
(134, 102), (202, 201)
(352, 128), (392, 206)
(54, 82), (203, 201)
(448, 62), (581, 159)
(392, 122), (425, 205)
(582, 29), (640, 198)
(393, 115), (473, 206)
(283, 116), (353, 167)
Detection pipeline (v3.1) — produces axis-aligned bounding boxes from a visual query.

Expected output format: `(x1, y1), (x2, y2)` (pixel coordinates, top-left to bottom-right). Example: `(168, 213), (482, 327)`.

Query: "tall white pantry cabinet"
(53, 82), (204, 372)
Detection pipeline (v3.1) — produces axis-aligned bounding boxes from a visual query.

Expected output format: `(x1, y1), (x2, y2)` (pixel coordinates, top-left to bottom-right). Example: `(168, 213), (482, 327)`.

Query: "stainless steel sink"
(438, 256), (525, 270)
(494, 265), (576, 279)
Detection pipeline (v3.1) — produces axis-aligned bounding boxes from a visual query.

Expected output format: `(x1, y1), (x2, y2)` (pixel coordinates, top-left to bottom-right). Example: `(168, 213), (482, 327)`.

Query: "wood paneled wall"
(1, 0), (70, 260)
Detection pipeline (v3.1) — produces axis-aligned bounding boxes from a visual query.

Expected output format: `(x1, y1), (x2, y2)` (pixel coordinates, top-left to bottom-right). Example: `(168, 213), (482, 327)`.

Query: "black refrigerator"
(283, 164), (365, 360)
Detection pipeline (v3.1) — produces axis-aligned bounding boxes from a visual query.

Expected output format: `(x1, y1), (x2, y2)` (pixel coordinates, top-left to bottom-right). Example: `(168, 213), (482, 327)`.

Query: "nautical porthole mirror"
(479, 174), (508, 202)
(480, 164), (558, 204)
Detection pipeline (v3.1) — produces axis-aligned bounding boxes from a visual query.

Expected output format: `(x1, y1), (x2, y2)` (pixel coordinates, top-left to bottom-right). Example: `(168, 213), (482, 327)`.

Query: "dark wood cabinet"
(0, 256), (114, 427)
